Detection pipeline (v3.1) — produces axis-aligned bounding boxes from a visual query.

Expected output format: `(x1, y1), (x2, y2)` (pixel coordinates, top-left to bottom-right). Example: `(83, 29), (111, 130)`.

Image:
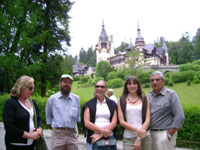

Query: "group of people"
(3, 71), (185, 150)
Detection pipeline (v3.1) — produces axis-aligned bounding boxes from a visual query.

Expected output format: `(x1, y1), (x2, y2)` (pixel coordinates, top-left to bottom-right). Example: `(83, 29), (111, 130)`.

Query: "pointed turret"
(96, 22), (112, 63)
(100, 21), (108, 43)
(135, 22), (145, 48)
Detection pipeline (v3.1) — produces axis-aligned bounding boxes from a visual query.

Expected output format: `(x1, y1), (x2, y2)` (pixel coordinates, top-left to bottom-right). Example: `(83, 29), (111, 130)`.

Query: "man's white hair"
(108, 89), (114, 94)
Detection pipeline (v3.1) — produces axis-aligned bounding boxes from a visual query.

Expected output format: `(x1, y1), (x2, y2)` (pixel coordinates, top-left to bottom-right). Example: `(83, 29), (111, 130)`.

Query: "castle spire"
(135, 21), (145, 48)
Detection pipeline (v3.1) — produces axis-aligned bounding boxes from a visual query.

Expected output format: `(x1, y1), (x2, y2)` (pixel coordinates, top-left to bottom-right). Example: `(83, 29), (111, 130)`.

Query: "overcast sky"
(67, 0), (200, 56)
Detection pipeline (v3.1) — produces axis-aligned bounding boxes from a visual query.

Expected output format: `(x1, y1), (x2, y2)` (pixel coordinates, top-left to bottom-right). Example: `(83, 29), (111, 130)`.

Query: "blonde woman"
(3, 75), (42, 150)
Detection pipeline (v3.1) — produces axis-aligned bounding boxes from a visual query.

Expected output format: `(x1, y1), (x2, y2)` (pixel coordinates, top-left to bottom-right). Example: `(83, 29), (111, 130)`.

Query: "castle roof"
(100, 23), (108, 43)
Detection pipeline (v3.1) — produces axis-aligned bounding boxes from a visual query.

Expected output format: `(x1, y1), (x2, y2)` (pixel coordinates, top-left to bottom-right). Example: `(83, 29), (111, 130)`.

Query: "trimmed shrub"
(179, 63), (200, 72)
(73, 76), (80, 81)
(177, 106), (200, 149)
(107, 71), (118, 81)
(142, 83), (150, 88)
(78, 76), (90, 84)
(170, 71), (195, 83)
(168, 80), (174, 87)
(138, 71), (152, 84)
(186, 80), (191, 86)
(107, 78), (124, 88)
(193, 75), (200, 84)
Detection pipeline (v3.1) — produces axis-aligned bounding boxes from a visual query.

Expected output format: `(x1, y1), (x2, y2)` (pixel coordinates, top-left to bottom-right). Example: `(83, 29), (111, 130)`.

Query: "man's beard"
(61, 86), (71, 96)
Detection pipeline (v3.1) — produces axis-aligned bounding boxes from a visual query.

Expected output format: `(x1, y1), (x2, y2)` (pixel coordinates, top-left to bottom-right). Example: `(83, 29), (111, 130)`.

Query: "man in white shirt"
(107, 89), (118, 104)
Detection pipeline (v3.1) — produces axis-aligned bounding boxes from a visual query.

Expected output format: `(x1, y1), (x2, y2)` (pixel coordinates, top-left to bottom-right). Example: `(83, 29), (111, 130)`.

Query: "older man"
(148, 71), (185, 150)
(83, 80), (117, 150)
(107, 89), (118, 104)
(45, 74), (80, 150)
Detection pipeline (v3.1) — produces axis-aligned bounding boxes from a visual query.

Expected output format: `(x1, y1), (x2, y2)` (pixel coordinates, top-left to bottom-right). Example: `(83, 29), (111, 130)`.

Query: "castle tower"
(162, 39), (170, 65)
(96, 22), (112, 63)
(135, 22), (145, 52)
(135, 22), (145, 63)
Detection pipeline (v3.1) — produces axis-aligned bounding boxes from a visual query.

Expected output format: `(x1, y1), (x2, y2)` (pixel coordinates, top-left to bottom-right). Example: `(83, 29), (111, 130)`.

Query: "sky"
(67, 0), (200, 56)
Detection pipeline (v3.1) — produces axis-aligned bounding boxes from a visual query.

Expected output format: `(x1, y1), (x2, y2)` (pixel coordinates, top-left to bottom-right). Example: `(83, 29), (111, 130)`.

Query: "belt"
(150, 129), (168, 131)
(54, 127), (74, 130)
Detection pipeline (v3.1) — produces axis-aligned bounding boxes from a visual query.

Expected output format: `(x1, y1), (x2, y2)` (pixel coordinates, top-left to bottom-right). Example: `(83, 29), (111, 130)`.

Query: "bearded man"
(45, 74), (80, 150)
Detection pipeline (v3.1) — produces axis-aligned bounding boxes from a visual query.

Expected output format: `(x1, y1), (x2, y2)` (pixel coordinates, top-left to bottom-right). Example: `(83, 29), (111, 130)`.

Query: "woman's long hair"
(122, 76), (144, 98)
(10, 75), (34, 99)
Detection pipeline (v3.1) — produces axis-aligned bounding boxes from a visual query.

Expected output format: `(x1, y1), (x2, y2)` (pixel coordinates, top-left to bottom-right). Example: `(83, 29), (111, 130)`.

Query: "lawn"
(72, 82), (200, 108)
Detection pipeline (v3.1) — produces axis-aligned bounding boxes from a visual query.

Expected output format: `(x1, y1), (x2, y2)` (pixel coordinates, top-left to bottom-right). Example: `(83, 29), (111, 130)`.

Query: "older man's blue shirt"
(45, 92), (80, 129)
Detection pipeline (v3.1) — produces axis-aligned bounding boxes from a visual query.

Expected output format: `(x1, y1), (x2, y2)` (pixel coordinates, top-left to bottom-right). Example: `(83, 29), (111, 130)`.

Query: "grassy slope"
(72, 82), (200, 108)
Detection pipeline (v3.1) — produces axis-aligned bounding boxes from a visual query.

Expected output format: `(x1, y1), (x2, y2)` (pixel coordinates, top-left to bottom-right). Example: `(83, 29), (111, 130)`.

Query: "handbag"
(30, 99), (48, 150)
(92, 135), (117, 150)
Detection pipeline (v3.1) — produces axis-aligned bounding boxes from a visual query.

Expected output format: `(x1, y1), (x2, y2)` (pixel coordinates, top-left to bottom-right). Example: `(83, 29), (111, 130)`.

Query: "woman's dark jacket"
(82, 96), (117, 143)
(120, 95), (147, 123)
(3, 97), (42, 144)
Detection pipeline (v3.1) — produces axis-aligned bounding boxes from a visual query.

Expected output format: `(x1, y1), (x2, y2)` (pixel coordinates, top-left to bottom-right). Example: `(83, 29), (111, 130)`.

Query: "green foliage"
(95, 61), (111, 80)
(107, 78), (124, 88)
(177, 106), (200, 149)
(73, 76), (80, 81)
(78, 76), (90, 84)
(167, 80), (174, 87)
(88, 77), (104, 86)
(193, 75), (200, 84)
(170, 53), (176, 64)
(179, 63), (200, 72)
(187, 80), (191, 86)
(126, 48), (144, 76)
(142, 83), (150, 88)
(107, 71), (118, 80)
(168, 32), (195, 64)
(170, 71), (196, 83)
(79, 47), (96, 67)
(193, 28), (200, 60)
(0, 0), (74, 97)
(117, 69), (128, 80)
(61, 55), (76, 75)
(114, 42), (129, 54)
(137, 71), (153, 84)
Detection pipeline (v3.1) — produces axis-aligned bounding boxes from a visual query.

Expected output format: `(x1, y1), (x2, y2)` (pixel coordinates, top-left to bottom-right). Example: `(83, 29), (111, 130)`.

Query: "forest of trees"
(0, 0), (73, 96)
(1, 0), (200, 96)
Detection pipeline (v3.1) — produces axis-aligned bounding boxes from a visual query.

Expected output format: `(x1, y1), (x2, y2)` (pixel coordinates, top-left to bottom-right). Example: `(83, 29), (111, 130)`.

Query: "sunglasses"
(95, 85), (106, 89)
(27, 86), (34, 91)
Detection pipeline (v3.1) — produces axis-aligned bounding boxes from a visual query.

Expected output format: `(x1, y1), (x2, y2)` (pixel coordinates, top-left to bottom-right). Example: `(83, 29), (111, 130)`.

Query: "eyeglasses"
(95, 85), (106, 89)
(150, 78), (162, 82)
(27, 86), (34, 91)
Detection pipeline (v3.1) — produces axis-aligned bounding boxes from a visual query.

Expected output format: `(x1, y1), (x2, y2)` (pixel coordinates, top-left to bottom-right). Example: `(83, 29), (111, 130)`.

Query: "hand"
(101, 128), (111, 138)
(136, 129), (147, 138)
(134, 138), (141, 150)
(36, 127), (43, 136)
(90, 134), (103, 143)
(30, 131), (40, 140)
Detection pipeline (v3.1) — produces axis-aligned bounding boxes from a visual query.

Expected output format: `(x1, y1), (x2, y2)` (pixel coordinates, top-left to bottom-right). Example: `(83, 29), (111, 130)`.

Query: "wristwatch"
(167, 133), (172, 139)
(136, 136), (141, 141)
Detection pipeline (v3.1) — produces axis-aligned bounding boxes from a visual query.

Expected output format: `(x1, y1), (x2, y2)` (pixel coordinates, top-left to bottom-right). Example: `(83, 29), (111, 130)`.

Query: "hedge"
(0, 95), (200, 149)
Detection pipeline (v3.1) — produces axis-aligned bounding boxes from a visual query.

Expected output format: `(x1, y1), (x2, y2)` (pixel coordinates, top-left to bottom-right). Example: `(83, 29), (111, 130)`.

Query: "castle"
(96, 23), (170, 69)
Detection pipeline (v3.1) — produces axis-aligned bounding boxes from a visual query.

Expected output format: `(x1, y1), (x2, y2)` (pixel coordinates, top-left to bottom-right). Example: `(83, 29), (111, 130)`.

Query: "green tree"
(176, 33), (194, 64)
(114, 42), (129, 54)
(170, 53), (176, 64)
(95, 61), (111, 80)
(193, 28), (200, 60)
(61, 55), (75, 75)
(126, 47), (145, 76)
(0, 0), (73, 96)
(79, 48), (87, 64)
(86, 47), (96, 67)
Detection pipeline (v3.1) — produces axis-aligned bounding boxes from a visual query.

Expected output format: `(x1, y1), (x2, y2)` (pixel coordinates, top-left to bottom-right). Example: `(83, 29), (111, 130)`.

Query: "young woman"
(118, 76), (152, 150)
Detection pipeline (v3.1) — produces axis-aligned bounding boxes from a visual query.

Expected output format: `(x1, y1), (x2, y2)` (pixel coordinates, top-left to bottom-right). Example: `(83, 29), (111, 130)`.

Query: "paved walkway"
(0, 122), (191, 150)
